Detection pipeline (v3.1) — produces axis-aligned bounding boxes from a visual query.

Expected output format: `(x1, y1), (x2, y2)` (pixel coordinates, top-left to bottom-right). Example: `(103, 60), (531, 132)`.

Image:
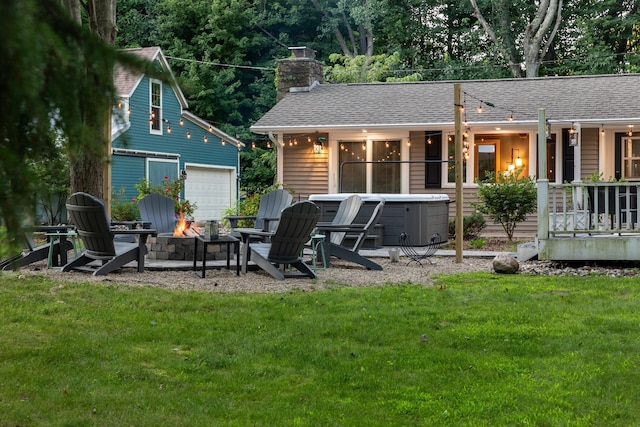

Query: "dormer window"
(150, 79), (162, 134)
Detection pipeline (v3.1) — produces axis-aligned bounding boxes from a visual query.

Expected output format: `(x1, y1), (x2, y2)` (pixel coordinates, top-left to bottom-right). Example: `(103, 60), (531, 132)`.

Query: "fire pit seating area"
(138, 195), (228, 262)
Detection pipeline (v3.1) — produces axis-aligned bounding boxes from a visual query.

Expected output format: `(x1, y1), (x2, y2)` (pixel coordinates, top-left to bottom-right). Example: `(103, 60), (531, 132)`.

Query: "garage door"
(184, 165), (235, 221)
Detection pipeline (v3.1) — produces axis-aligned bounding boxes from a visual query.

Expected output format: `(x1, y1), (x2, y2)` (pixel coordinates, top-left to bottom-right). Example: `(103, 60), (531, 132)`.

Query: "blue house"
(111, 46), (243, 221)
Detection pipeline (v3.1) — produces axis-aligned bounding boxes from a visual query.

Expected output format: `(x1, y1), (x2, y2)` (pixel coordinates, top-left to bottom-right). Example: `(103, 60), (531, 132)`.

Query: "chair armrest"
(235, 228), (274, 244)
(316, 224), (367, 233)
(261, 217), (281, 231)
(225, 215), (257, 228)
(112, 229), (157, 246)
(112, 228), (157, 235)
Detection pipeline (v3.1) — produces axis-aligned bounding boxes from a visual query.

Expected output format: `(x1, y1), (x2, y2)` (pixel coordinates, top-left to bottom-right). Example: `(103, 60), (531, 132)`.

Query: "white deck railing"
(548, 182), (640, 235)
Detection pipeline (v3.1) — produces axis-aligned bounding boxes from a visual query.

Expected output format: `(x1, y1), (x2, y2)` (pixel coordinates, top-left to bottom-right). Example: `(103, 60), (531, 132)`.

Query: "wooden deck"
(538, 182), (640, 261)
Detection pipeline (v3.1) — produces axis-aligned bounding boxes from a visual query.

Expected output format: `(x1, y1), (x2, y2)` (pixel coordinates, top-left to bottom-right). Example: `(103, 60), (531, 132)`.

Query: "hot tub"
(309, 194), (450, 247)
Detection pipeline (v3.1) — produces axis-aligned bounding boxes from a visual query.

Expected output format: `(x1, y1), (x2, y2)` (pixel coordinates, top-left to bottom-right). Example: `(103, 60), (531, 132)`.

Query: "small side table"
(193, 234), (240, 278)
(309, 234), (326, 271)
(45, 230), (79, 268)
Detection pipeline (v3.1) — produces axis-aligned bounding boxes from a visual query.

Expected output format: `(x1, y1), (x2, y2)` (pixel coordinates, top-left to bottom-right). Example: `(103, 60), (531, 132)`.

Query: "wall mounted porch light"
(569, 122), (580, 146)
(313, 136), (326, 154)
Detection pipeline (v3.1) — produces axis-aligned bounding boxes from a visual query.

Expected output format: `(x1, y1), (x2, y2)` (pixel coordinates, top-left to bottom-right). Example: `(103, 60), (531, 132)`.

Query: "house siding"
(112, 73), (238, 202)
(112, 155), (145, 199)
(581, 127), (599, 180)
(282, 142), (329, 200)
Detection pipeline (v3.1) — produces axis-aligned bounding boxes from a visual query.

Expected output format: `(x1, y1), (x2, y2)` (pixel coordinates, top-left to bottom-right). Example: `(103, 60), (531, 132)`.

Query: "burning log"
(183, 228), (200, 237)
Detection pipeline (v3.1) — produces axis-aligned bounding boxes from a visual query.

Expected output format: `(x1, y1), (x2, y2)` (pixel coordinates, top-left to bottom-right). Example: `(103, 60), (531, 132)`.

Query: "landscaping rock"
(493, 254), (520, 274)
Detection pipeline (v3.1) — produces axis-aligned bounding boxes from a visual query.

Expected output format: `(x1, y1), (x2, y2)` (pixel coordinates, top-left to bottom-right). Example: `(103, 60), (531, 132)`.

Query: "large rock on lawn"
(493, 254), (519, 274)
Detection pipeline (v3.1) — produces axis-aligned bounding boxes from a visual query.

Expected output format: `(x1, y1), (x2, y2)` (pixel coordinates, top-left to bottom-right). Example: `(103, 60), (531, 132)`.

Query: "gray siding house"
(112, 47), (243, 221)
(251, 47), (640, 260)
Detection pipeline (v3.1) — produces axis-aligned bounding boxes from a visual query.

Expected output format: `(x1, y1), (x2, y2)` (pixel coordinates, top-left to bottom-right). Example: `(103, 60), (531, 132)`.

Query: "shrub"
(448, 211), (487, 240)
(111, 187), (139, 221)
(472, 168), (537, 241)
(469, 238), (486, 249)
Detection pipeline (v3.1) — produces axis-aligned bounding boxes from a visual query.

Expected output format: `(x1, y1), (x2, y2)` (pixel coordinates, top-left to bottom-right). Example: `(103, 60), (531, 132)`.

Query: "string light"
(203, 135), (208, 143)
(186, 131), (191, 139)
(221, 139), (226, 146)
(179, 118), (184, 126)
(208, 125), (213, 132)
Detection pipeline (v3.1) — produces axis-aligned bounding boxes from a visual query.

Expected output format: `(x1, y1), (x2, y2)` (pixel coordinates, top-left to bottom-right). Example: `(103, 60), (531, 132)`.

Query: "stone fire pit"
(146, 234), (228, 261)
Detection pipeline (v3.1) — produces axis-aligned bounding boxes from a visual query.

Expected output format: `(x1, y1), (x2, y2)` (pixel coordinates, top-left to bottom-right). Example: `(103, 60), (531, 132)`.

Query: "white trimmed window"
(150, 79), (162, 134)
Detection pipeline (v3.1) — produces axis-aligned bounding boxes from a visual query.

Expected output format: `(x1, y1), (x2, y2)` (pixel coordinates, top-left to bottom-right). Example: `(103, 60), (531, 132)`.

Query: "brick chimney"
(277, 46), (324, 102)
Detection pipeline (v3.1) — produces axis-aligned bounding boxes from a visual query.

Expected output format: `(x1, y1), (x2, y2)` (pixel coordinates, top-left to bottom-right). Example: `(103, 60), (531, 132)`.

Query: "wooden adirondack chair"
(242, 201), (320, 280)
(138, 193), (176, 235)
(62, 192), (156, 276)
(227, 189), (293, 237)
(315, 199), (385, 270)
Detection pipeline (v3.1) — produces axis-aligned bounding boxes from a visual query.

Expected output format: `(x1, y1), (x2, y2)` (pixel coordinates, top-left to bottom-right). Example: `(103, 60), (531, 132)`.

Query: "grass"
(1, 273), (640, 426)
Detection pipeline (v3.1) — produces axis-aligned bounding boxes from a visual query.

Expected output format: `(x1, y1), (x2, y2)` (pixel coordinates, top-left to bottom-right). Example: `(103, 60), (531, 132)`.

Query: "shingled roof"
(251, 74), (640, 133)
(113, 46), (188, 109)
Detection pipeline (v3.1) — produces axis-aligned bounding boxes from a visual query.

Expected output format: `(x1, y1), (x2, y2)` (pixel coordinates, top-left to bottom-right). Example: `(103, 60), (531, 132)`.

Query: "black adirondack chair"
(315, 199), (385, 270)
(242, 201), (320, 280)
(138, 193), (176, 235)
(227, 188), (293, 238)
(1, 228), (73, 270)
(62, 192), (156, 276)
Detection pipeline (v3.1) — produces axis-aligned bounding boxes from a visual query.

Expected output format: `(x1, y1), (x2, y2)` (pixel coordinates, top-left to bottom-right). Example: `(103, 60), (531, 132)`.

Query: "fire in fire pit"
(173, 212), (201, 237)
(147, 214), (225, 261)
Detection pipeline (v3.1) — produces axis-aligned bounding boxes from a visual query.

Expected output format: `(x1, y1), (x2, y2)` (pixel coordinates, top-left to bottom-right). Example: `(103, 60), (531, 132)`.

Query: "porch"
(538, 181), (640, 261)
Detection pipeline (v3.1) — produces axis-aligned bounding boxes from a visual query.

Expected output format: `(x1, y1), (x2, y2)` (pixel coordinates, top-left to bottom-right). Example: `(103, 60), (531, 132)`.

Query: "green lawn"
(1, 272), (639, 426)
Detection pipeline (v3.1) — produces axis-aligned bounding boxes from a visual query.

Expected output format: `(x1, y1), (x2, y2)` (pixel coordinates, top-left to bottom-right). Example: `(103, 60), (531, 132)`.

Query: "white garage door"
(184, 165), (235, 221)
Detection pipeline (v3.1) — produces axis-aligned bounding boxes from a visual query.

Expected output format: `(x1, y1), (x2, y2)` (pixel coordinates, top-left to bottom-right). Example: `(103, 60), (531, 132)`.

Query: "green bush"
(469, 237), (486, 249)
(472, 168), (537, 241)
(448, 211), (487, 240)
(111, 188), (139, 221)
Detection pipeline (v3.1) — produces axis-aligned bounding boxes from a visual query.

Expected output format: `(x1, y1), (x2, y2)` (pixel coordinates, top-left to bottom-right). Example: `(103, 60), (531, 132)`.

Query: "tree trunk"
(62, 0), (117, 209)
(469, 0), (562, 78)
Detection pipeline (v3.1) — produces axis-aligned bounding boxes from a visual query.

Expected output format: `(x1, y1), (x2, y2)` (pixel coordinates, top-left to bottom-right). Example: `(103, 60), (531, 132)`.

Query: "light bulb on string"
(186, 131), (191, 139)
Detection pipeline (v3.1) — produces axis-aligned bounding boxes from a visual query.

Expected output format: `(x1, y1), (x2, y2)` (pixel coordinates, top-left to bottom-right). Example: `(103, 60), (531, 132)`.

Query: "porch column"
(537, 108), (549, 240)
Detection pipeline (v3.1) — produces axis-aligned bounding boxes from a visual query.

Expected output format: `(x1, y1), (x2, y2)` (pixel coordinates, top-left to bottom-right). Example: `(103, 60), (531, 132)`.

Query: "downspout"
(236, 143), (241, 215)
